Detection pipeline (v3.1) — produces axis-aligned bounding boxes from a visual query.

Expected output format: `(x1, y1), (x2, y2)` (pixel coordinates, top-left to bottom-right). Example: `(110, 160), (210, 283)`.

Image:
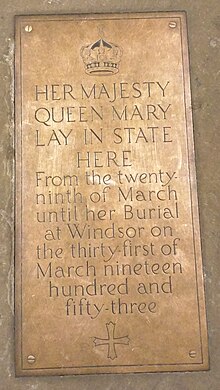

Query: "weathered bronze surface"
(15, 12), (209, 376)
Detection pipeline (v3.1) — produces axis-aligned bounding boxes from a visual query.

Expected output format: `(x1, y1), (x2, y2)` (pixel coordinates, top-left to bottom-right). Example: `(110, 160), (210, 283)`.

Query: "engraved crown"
(80, 38), (122, 76)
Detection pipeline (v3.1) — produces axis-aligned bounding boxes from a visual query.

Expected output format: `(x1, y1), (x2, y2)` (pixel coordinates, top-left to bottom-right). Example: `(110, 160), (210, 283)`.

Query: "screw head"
(189, 350), (197, 358)
(27, 355), (36, 364)
(25, 25), (33, 33)
(169, 21), (177, 29)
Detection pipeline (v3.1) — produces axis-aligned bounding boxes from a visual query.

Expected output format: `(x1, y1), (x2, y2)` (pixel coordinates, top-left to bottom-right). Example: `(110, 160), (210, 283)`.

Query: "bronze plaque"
(15, 12), (209, 376)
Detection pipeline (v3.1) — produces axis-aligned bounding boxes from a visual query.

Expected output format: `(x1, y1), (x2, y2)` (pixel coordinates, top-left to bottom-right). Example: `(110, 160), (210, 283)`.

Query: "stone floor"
(0, 0), (219, 389)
